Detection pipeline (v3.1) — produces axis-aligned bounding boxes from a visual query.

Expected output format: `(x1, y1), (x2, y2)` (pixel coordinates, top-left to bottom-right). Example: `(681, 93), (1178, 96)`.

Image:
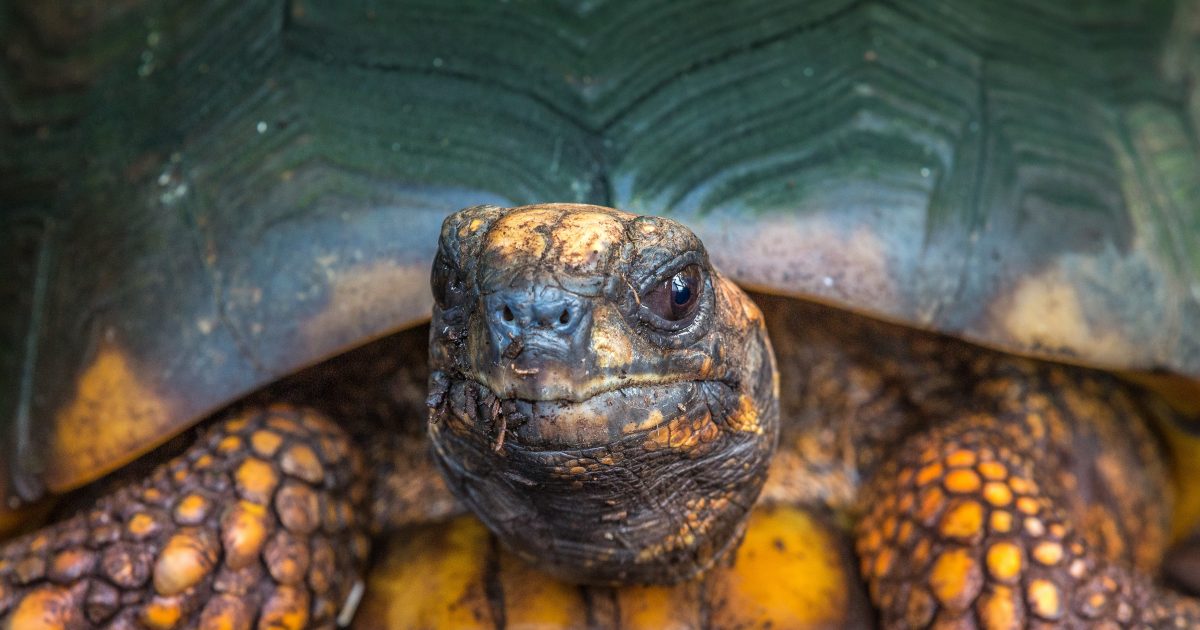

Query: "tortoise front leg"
(856, 410), (1200, 628)
(0, 406), (370, 629)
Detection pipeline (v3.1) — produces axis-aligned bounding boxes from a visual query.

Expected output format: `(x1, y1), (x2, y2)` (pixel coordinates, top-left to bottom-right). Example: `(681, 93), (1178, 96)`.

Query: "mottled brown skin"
(3, 204), (1200, 628)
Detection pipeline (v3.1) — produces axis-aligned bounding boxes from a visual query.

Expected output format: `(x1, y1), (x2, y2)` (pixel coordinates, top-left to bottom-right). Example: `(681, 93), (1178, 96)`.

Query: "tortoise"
(4, 1), (1200, 628)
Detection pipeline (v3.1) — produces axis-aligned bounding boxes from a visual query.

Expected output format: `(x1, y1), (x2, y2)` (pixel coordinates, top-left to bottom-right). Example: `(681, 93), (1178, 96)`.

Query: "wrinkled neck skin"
(425, 204), (779, 586)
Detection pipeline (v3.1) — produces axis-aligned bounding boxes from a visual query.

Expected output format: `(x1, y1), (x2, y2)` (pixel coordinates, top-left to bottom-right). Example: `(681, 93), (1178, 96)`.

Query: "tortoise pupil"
(671, 275), (692, 305)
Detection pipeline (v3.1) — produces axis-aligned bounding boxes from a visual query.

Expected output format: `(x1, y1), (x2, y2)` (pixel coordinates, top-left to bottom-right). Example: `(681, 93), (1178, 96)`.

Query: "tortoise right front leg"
(0, 406), (370, 629)
(856, 412), (1200, 628)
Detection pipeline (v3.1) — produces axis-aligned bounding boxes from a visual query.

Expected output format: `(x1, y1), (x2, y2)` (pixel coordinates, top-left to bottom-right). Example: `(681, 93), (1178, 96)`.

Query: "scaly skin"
(759, 295), (1200, 628)
(0, 406), (369, 629)
(858, 415), (1200, 628)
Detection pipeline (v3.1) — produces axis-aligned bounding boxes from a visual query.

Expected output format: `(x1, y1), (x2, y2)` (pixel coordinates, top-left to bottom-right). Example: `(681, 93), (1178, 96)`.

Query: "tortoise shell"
(2, 0), (1198, 509)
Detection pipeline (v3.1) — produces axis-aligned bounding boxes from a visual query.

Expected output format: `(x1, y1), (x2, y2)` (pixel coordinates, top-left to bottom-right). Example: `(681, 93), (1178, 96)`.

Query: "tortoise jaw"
(439, 376), (721, 452)
(473, 365), (701, 405)
(427, 368), (776, 586)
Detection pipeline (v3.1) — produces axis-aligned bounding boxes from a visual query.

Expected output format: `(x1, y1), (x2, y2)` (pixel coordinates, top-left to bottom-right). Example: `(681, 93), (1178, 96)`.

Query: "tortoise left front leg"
(0, 406), (370, 629)
(856, 403), (1200, 629)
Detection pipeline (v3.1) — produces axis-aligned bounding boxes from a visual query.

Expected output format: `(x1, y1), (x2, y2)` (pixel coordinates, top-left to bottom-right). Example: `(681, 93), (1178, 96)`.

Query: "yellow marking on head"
(643, 411), (721, 454)
(726, 395), (761, 433)
(622, 409), (665, 436)
(484, 207), (561, 261)
(48, 342), (176, 493)
(590, 311), (634, 369)
(553, 210), (626, 272)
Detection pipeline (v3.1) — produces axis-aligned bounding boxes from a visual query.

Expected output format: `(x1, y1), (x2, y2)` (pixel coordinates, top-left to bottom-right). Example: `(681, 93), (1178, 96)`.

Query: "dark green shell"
(3, 0), (1199, 501)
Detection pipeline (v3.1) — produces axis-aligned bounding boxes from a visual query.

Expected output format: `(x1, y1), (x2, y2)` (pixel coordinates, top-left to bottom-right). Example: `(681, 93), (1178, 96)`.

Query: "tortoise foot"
(857, 418), (1200, 629)
(0, 406), (369, 629)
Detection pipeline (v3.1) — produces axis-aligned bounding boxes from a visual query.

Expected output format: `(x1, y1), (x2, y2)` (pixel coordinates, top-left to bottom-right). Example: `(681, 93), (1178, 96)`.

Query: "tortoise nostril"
(488, 288), (587, 338)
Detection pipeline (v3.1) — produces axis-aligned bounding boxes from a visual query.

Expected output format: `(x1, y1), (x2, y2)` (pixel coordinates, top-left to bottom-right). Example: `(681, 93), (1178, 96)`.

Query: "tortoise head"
(426, 203), (779, 585)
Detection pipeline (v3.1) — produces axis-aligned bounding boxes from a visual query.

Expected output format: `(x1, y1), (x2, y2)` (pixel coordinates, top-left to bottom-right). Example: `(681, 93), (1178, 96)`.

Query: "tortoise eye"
(643, 265), (702, 322)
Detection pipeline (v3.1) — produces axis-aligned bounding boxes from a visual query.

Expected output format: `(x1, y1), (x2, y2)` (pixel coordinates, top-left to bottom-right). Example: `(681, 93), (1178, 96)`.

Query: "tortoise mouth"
(429, 370), (772, 586)
(474, 366), (709, 405)
(443, 376), (732, 452)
